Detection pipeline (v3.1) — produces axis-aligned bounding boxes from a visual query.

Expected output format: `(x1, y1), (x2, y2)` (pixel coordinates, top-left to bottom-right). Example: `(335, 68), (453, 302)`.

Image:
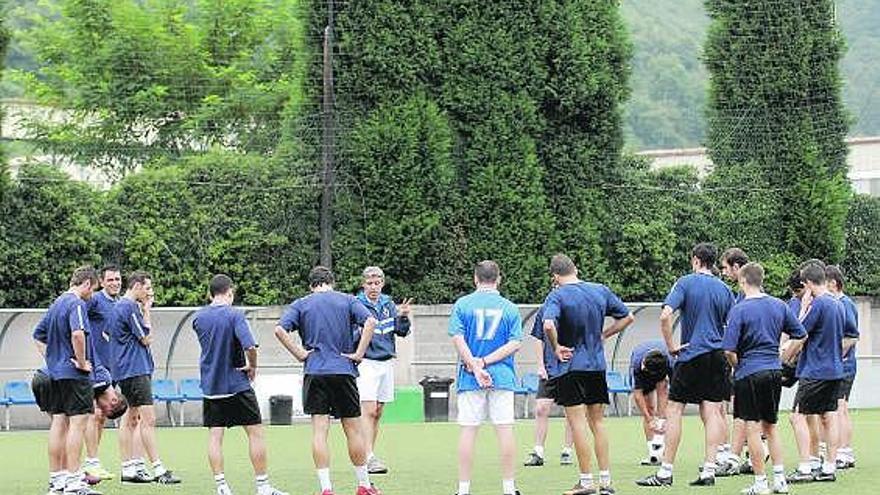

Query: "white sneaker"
(217, 484), (234, 495)
(772, 481), (789, 494)
(741, 484), (770, 495)
(257, 487), (289, 495)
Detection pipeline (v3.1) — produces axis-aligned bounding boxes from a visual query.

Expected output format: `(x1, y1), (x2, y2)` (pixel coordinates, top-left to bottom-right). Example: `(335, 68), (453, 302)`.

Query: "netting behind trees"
(0, 0), (878, 308)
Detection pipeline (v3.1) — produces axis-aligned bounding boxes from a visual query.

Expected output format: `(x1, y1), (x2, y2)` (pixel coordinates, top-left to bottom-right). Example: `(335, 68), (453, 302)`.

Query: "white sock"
(458, 480), (471, 495)
(579, 473), (593, 488)
(701, 462), (716, 479)
(658, 463), (673, 478)
(354, 464), (370, 488)
(599, 470), (611, 486)
(502, 478), (516, 495)
(809, 456), (821, 470)
(773, 465), (786, 484)
(561, 446), (573, 455)
(366, 451), (375, 462)
(215, 473), (227, 486)
(153, 460), (167, 477)
(317, 468), (332, 491)
(533, 445), (545, 458)
(256, 474), (272, 493)
(646, 440), (655, 456)
(84, 457), (99, 468)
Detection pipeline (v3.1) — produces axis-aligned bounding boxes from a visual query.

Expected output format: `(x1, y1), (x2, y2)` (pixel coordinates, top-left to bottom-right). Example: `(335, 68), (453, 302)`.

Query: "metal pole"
(319, 0), (336, 269)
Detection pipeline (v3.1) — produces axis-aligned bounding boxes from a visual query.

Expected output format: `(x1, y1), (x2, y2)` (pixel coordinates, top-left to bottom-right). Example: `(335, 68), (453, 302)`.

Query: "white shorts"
(456, 390), (515, 426)
(356, 358), (395, 403)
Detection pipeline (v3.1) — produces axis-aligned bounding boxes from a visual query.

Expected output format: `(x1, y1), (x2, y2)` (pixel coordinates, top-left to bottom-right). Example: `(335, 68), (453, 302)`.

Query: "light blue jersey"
(448, 289), (523, 392)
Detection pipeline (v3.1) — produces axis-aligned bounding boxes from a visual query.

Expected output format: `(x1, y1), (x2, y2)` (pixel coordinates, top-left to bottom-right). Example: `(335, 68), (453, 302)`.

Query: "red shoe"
(355, 485), (382, 495)
(320, 490), (335, 495)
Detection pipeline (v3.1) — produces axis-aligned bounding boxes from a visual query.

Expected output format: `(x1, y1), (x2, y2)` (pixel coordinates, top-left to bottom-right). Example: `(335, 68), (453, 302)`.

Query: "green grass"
(2, 411), (880, 495)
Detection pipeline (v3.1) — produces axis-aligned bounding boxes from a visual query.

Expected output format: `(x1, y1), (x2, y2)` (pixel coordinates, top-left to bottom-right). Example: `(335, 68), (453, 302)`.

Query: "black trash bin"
(419, 376), (454, 422)
(269, 395), (292, 425)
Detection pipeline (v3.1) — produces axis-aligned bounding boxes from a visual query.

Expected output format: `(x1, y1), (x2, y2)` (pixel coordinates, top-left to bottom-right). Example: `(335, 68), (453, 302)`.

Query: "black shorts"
(118, 375), (154, 407)
(32, 370), (59, 414)
(836, 376), (855, 401)
(723, 361), (734, 399)
(203, 389), (262, 428)
(733, 370), (782, 423)
(536, 378), (558, 401)
(55, 378), (94, 416)
(669, 350), (729, 404)
(554, 371), (609, 407)
(793, 378), (841, 415)
(303, 374), (360, 418)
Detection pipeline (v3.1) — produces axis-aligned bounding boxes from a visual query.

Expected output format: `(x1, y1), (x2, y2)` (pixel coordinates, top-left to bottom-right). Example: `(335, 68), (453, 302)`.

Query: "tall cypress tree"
(300, 0), (632, 301)
(704, 0), (851, 262)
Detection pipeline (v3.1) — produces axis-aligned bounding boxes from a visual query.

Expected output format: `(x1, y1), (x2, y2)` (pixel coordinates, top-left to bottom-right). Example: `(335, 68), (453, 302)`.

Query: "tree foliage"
(11, 0), (305, 179)
(704, 0), (851, 264)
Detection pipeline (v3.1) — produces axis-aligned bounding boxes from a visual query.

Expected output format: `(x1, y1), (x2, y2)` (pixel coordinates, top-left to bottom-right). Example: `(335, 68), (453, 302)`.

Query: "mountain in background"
(2, 0), (878, 150)
(621, 0), (880, 150)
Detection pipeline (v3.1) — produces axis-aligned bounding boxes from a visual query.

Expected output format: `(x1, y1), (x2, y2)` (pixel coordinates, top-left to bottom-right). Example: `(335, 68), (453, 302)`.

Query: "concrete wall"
(2, 298), (878, 428)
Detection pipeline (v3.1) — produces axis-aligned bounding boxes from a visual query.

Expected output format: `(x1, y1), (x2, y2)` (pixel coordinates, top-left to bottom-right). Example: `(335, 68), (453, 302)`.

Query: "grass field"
(2, 411), (880, 495)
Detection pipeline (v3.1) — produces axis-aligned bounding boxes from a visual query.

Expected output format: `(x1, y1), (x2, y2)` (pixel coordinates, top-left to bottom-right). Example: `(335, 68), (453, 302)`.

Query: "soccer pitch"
(2, 412), (879, 495)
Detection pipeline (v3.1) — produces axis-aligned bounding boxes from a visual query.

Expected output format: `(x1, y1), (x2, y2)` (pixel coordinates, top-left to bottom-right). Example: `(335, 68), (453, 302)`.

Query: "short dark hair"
(69, 266), (99, 287)
(691, 242), (718, 268)
(738, 262), (764, 287)
(720, 248), (749, 268)
(107, 395), (129, 420)
(474, 260), (500, 284)
(825, 265), (845, 291)
(100, 264), (121, 278)
(209, 274), (234, 297)
(308, 266), (335, 288)
(800, 264), (826, 285)
(127, 271), (152, 289)
(642, 350), (669, 383)
(549, 254), (576, 276)
(787, 269), (804, 292)
(799, 258), (826, 271)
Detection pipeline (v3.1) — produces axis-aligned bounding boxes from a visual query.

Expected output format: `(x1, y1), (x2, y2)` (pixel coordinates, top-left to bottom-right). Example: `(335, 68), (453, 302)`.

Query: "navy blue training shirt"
(796, 293), (851, 380)
(193, 304), (257, 397)
(663, 272), (735, 362)
(722, 295), (806, 381)
(278, 291), (372, 376)
(838, 294), (859, 377)
(32, 292), (92, 381)
(87, 290), (117, 373)
(531, 305), (560, 378)
(111, 297), (154, 381)
(542, 282), (630, 376)
(630, 340), (673, 389)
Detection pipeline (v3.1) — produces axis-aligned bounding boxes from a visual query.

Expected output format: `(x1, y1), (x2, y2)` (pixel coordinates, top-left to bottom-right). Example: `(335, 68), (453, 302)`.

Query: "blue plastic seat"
(152, 379), (185, 426)
(606, 370), (633, 416)
(179, 378), (204, 401)
(4, 381), (37, 430)
(177, 378), (204, 427)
